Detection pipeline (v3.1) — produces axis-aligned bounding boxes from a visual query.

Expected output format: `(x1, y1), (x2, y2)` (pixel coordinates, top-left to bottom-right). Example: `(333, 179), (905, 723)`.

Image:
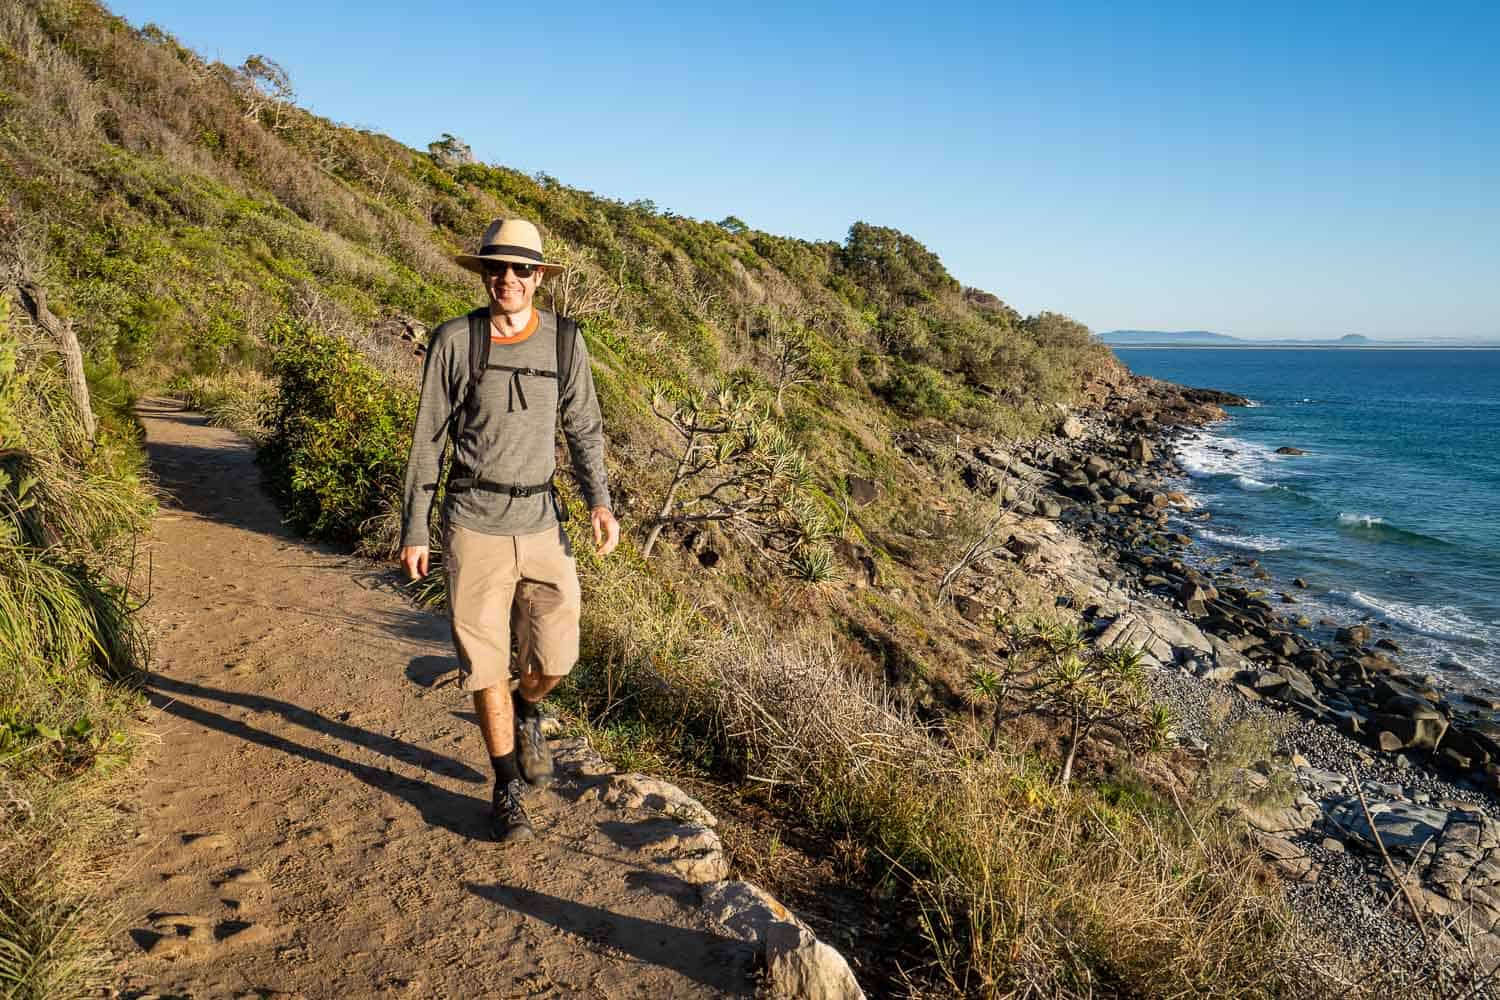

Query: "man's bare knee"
(517, 672), (562, 702)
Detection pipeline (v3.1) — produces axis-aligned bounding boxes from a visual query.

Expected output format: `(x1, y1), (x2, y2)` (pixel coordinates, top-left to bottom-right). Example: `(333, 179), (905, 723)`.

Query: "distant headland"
(1100, 330), (1499, 348)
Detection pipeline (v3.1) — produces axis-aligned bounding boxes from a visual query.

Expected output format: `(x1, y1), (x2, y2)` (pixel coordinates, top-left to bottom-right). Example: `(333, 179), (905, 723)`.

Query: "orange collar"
(489, 309), (539, 345)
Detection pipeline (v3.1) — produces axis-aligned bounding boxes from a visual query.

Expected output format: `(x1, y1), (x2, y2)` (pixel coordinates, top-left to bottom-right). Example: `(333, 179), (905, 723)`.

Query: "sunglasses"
(484, 261), (539, 279)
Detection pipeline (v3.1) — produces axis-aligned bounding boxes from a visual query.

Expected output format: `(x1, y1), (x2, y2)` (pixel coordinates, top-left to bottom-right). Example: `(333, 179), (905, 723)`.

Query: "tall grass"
(0, 299), (152, 998)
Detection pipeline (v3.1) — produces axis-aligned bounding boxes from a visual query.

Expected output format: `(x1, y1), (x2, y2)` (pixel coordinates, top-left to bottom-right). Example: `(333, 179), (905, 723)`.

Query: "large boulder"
(1372, 712), (1447, 751)
(766, 922), (867, 1000)
(701, 881), (866, 1000)
(1328, 798), (1449, 857)
(1095, 607), (1213, 667)
(1336, 624), (1372, 647)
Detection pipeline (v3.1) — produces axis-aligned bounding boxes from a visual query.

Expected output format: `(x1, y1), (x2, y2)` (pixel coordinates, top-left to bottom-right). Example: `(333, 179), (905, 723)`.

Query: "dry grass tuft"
(171, 369), (276, 442)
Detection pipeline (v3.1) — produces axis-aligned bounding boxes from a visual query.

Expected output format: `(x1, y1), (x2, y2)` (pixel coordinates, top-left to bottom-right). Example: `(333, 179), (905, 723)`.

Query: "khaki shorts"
(445, 523), (581, 692)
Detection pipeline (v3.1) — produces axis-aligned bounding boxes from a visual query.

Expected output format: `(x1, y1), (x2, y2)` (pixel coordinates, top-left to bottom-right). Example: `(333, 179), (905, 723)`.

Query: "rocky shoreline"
(923, 367), (1500, 982)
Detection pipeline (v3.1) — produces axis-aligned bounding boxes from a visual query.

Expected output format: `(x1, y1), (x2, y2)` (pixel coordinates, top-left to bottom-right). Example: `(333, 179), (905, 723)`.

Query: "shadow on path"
(148, 674), (483, 784)
(407, 654), (459, 690)
(466, 882), (754, 995)
(146, 680), (490, 839)
(147, 690), (487, 838)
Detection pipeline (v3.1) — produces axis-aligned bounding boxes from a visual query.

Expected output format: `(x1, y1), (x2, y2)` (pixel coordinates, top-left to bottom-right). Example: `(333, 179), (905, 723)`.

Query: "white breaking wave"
(1337, 512), (1386, 528)
(1197, 527), (1285, 552)
(1176, 430), (1285, 481)
(1338, 590), (1496, 646)
(1235, 475), (1274, 492)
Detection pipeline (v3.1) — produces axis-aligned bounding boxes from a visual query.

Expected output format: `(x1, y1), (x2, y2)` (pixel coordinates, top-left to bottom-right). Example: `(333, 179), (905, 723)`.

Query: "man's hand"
(400, 545), (430, 581)
(590, 506), (620, 557)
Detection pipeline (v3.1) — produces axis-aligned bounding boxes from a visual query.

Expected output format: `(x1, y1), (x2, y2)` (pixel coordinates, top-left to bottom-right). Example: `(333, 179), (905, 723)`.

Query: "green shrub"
(260, 320), (415, 543)
(878, 360), (954, 418)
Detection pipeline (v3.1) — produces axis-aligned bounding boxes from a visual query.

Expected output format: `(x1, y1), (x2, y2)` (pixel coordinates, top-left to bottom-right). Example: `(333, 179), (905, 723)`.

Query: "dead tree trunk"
(641, 427), (700, 560)
(16, 282), (94, 442)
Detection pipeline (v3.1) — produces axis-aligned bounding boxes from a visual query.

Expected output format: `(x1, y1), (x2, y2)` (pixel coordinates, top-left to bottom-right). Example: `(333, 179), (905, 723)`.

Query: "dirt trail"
(113, 400), (756, 999)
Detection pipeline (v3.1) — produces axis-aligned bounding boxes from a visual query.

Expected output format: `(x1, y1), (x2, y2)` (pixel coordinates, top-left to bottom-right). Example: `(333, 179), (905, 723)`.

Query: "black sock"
(491, 752), (522, 786)
(512, 688), (540, 720)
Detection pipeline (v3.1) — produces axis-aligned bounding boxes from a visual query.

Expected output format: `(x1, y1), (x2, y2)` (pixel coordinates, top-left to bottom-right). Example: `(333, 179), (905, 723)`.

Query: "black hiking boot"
(490, 778), (535, 844)
(515, 713), (555, 787)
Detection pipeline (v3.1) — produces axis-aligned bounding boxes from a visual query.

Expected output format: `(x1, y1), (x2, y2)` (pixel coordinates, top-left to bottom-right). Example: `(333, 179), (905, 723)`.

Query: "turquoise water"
(1114, 348), (1500, 680)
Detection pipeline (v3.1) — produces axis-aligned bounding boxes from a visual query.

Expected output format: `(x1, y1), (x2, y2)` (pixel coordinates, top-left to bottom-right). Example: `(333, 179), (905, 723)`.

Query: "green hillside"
(0, 3), (1313, 997)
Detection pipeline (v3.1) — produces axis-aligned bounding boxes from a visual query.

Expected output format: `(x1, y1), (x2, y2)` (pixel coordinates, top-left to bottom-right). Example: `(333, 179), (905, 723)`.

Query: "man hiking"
(399, 218), (619, 844)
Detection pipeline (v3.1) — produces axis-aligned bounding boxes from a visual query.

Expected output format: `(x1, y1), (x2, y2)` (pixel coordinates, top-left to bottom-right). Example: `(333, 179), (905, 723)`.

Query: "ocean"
(1112, 348), (1500, 683)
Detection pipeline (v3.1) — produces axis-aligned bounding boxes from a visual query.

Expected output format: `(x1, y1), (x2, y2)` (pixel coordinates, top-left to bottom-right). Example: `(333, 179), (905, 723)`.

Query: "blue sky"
(107, 1), (1499, 340)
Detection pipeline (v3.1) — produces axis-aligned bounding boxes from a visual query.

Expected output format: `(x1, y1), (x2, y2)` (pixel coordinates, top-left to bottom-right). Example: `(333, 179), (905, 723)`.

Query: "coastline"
(945, 364), (1500, 976)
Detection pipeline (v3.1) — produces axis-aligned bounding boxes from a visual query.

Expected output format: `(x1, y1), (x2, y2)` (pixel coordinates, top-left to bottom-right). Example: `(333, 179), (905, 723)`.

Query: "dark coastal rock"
(1336, 625), (1371, 647)
(1268, 633), (1301, 659)
(1384, 697), (1443, 725)
(1373, 713), (1446, 751)
(1178, 386), (1250, 407)
(1083, 455), (1112, 480)
(1128, 436), (1154, 463)
(1294, 577), (1309, 589)
(1328, 799), (1449, 856)
(1442, 727), (1491, 767)
(1275, 446), (1306, 456)
(1376, 637), (1403, 653)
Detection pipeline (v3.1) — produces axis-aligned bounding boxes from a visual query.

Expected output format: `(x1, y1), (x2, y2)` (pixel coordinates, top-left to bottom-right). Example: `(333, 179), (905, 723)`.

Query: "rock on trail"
(115, 400), (862, 999)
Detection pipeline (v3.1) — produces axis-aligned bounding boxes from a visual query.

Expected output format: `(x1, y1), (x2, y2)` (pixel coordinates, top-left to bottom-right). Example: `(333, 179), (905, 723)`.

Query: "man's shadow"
(146, 674), (489, 839)
(466, 882), (755, 994)
(405, 654), (458, 690)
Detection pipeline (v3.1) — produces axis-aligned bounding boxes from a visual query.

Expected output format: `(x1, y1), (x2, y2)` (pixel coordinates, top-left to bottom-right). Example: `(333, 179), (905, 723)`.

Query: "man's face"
(484, 261), (543, 315)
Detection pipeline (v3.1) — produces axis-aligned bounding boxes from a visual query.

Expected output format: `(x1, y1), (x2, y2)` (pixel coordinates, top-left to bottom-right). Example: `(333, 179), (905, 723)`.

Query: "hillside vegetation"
(0, 2), (1322, 997)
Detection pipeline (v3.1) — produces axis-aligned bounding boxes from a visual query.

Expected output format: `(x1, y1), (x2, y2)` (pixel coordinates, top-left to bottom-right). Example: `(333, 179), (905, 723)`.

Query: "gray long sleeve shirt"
(400, 308), (611, 548)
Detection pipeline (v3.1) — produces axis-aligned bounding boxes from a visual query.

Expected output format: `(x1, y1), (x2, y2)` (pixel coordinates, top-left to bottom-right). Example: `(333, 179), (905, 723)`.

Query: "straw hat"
(454, 218), (564, 276)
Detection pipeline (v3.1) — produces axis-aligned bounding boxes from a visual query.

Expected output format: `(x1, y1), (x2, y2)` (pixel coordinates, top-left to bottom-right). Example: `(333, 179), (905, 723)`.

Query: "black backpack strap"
(466, 308), (491, 413)
(428, 309), (491, 446)
(556, 315), (578, 401)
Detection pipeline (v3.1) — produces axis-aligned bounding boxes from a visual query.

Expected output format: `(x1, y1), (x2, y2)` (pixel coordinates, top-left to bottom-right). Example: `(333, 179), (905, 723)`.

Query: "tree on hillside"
(428, 133), (476, 170)
(237, 55), (295, 131)
(1022, 311), (1094, 353)
(993, 620), (1170, 788)
(641, 380), (828, 563)
(836, 222), (959, 306)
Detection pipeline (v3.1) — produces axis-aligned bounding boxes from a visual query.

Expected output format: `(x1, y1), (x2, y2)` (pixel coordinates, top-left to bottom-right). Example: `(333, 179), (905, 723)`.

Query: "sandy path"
(113, 400), (755, 999)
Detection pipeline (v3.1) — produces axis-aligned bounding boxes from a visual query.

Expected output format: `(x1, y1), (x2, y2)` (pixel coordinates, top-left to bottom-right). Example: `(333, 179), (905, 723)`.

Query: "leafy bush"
(878, 360), (954, 418)
(260, 320), (415, 543)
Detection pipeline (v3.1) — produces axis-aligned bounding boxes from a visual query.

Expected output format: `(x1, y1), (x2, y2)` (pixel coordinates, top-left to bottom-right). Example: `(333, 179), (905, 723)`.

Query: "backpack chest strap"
(484, 363), (559, 412)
